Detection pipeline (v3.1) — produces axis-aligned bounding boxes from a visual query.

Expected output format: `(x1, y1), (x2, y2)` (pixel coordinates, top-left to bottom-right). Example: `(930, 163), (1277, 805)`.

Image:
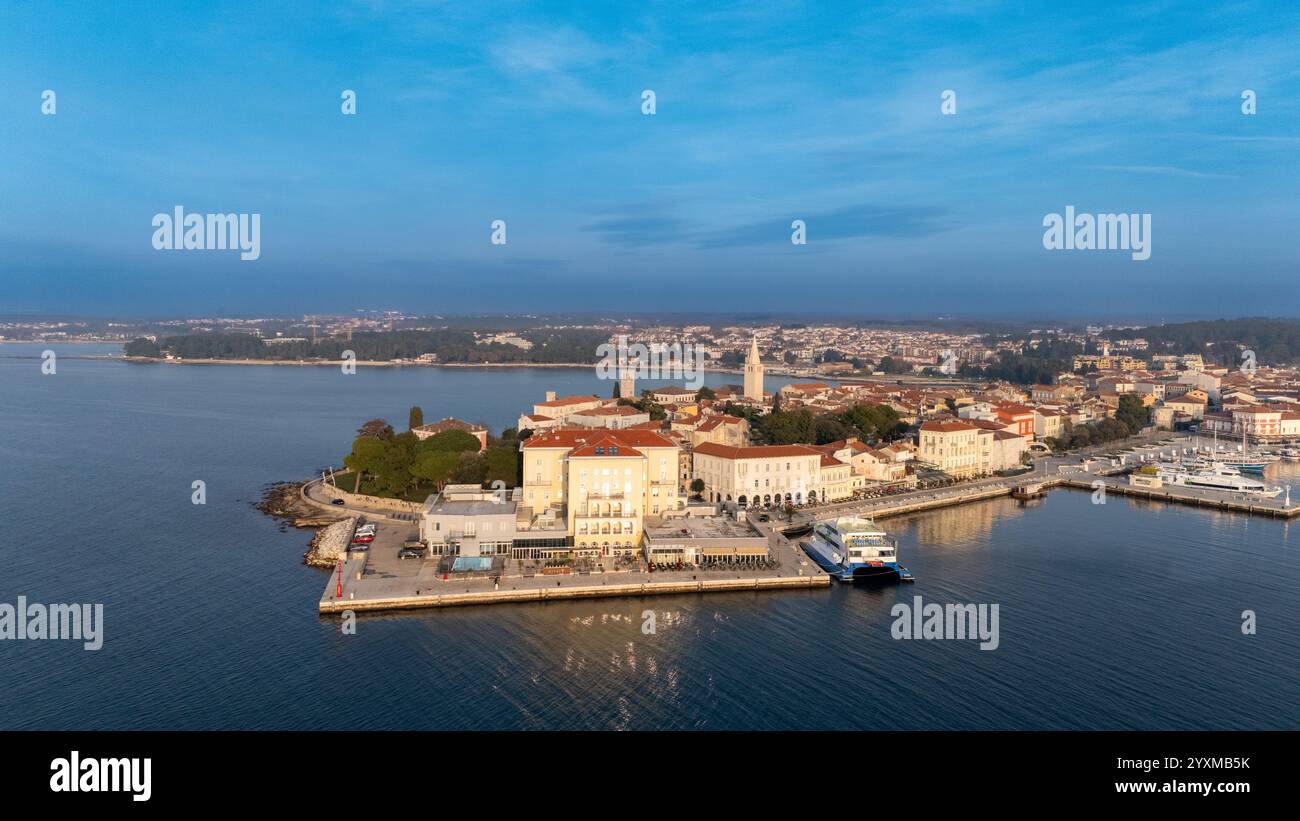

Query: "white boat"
(1196, 430), (1281, 472)
(1156, 463), (1283, 497)
(801, 516), (914, 582)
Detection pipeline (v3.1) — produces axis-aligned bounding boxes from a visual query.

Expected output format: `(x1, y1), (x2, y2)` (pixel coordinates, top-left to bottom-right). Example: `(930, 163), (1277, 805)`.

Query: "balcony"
(574, 506), (636, 518)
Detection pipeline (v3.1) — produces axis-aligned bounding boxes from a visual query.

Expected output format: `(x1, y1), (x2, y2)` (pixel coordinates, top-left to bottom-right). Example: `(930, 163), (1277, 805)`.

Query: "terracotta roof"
(920, 420), (977, 432)
(626, 420), (668, 430)
(537, 395), (601, 408)
(569, 436), (645, 458)
(693, 442), (822, 460)
(521, 427), (677, 450)
(573, 405), (643, 416)
(413, 417), (486, 434)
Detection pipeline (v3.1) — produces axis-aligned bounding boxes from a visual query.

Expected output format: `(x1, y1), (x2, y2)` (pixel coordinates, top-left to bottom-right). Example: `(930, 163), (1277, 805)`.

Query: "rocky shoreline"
(257, 481), (349, 567)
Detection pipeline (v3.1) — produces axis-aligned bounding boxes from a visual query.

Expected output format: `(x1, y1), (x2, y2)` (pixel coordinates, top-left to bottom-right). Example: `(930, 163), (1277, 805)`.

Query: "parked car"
(330, 498), (345, 506)
(402, 539), (424, 549)
(351, 534), (375, 544)
(398, 547), (426, 559)
(354, 526), (377, 536)
(349, 542), (370, 552)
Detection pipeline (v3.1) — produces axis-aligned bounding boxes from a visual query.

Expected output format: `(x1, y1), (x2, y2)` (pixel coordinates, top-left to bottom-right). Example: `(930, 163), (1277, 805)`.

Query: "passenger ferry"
(1156, 462), (1283, 497)
(801, 516), (914, 582)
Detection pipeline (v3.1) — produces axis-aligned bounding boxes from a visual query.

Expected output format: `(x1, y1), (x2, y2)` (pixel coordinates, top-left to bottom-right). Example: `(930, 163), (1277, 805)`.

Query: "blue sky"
(2, 1), (1298, 319)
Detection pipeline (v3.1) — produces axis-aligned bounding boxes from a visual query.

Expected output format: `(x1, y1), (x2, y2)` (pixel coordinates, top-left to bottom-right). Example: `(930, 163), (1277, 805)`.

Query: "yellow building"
(689, 414), (750, 449)
(918, 420), (981, 478)
(520, 428), (683, 557)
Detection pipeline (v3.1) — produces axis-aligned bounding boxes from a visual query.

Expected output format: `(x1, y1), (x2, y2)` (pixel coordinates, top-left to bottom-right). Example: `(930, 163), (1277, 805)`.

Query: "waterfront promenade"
(309, 431), (1298, 616)
(307, 482), (829, 615)
(791, 434), (1299, 526)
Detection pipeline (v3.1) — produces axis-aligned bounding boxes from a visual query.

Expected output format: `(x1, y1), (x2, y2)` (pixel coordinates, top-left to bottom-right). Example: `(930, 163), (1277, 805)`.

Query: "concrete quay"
(792, 463), (1299, 526)
(318, 504), (828, 615)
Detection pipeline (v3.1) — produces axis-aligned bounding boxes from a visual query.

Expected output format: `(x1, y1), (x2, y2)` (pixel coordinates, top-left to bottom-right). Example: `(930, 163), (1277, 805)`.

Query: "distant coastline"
(112, 355), (755, 376)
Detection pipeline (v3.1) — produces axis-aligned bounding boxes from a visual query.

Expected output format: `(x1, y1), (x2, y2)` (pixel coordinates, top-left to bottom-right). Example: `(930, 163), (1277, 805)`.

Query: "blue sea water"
(1, 344), (1296, 729)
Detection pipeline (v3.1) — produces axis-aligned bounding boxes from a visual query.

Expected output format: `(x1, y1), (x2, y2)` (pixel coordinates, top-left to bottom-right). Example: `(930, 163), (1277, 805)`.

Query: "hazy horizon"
(4, 2), (1298, 316)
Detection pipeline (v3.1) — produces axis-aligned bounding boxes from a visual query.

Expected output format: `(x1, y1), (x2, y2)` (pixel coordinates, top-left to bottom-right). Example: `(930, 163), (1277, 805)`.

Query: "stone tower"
(743, 336), (764, 400)
(619, 365), (636, 399)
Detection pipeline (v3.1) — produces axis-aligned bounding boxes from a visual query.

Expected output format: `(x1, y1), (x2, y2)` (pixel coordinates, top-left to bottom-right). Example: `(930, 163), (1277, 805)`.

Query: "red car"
(351, 534), (374, 544)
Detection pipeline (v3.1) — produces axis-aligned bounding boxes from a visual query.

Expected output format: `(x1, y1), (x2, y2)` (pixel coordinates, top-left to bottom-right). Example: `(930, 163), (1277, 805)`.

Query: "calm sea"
(1, 344), (1297, 729)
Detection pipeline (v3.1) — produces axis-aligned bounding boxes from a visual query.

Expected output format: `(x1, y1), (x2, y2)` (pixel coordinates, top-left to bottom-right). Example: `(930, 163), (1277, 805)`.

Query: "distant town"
(224, 312), (1300, 613)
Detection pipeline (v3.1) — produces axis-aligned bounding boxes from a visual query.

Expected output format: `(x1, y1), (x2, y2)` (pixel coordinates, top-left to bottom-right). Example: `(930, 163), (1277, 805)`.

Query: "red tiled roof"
(693, 442), (822, 460)
(414, 417), (485, 434)
(521, 427), (677, 450)
(569, 436), (645, 458)
(573, 405), (643, 416)
(537, 395), (601, 408)
(920, 420), (977, 432)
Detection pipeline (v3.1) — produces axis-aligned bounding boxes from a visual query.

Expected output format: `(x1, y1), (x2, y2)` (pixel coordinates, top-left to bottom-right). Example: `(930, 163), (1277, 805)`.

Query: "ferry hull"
(800, 542), (912, 583)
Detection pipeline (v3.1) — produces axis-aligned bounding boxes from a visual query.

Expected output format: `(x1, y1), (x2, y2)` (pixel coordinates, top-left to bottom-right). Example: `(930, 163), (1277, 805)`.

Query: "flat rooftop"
(430, 499), (517, 516)
(645, 516), (763, 541)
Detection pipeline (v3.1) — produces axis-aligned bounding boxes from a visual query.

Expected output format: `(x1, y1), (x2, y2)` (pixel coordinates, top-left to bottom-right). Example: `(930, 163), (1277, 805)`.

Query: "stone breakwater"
(305, 517), (356, 568)
(257, 481), (351, 564)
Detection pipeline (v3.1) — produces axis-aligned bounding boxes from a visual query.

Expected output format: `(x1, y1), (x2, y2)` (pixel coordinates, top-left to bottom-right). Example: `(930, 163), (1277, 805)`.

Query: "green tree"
(696, 386), (717, 401)
(124, 338), (161, 357)
(418, 429), (481, 453)
(451, 451), (488, 484)
(357, 418), (394, 440)
(408, 405), (424, 430)
(756, 408), (816, 445)
(410, 450), (459, 490)
(371, 432), (418, 495)
(344, 436), (388, 478)
(690, 478), (705, 499)
(1115, 394), (1151, 434)
(484, 444), (520, 487)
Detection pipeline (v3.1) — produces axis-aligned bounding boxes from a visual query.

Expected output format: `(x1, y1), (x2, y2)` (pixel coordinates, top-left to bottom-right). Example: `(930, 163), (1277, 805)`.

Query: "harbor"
(310, 437), (1298, 616)
(789, 435), (1300, 527)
